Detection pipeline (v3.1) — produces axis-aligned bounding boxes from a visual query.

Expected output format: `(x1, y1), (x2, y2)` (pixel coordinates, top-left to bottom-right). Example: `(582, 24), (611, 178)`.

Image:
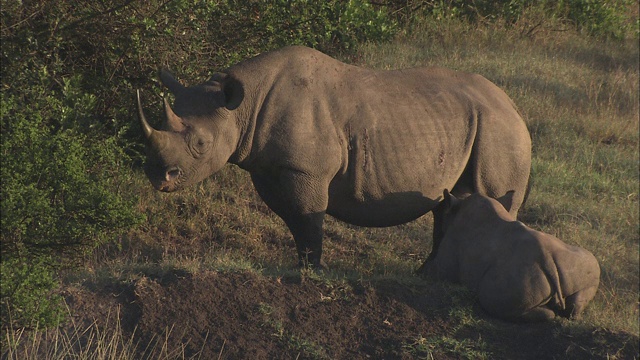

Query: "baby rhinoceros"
(419, 190), (600, 322)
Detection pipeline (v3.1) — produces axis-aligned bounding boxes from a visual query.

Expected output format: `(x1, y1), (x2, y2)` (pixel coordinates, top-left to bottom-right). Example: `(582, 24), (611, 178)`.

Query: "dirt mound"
(63, 270), (638, 359)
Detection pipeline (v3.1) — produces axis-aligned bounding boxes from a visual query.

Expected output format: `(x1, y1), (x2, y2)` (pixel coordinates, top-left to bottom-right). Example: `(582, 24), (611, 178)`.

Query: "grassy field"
(358, 17), (639, 333)
(4, 15), (638, 360)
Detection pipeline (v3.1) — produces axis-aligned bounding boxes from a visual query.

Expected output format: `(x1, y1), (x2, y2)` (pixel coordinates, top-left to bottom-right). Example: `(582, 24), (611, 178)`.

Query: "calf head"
(439, 189), (516, 235)
(137, 70), (244, 192)
(439, 189), (463, 235)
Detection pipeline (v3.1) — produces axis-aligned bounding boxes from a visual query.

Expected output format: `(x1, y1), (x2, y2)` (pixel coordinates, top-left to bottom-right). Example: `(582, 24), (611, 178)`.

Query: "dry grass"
(3, 308), (136, 360)
(3, 306), (210, 360)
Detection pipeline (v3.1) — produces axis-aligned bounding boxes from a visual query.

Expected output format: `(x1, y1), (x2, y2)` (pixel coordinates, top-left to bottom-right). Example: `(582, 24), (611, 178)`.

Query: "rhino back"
(228, 46), (527, 226)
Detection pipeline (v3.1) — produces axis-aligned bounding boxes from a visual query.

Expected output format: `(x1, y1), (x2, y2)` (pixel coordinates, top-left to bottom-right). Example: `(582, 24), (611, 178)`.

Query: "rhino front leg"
(287, 211), (326, 269)
(250, 171), (329, 269)
(428, 202), (446, 260)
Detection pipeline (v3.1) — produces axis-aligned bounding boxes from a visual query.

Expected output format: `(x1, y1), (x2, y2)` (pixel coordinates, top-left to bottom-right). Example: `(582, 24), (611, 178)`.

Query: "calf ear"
(442, 189), (459, 210)
(497, 190), (516, 212)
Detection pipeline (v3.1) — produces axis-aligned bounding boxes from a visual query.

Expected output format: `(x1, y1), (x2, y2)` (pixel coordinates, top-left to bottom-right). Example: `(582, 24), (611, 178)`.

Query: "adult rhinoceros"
(136, 46), (531, 268)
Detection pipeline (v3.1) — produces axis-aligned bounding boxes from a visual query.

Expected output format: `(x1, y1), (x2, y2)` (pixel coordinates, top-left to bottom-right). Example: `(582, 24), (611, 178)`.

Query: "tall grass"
(2, 305), (209, 360)
(3, 307), (137, 360)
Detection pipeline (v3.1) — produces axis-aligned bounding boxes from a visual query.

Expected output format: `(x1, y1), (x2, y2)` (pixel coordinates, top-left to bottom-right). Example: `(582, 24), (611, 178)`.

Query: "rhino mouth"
(151, 178), (181, 192)
(156, 181), (178, 192)
(144, 164), (183, 192)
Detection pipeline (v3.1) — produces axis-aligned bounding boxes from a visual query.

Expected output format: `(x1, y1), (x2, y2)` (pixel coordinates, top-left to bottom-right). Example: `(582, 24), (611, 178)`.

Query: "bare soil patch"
(61, 270), (638, 359)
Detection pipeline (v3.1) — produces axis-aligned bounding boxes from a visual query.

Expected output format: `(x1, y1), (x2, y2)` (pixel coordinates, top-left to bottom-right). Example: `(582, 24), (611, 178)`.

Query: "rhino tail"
(541, 250), (565, 311)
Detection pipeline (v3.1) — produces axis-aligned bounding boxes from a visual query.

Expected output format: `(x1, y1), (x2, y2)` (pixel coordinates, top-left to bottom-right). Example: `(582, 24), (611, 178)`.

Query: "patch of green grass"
(403, 333), (490, 360)
(401, 282), (492, 359)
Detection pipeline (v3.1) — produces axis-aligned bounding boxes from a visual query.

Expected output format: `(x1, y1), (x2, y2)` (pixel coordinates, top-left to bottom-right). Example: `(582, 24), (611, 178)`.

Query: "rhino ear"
(160, 69), (185, 95)
(209, 72), (244, 110)
(208, 72), (227, 83)
(496, 190), (516, 212)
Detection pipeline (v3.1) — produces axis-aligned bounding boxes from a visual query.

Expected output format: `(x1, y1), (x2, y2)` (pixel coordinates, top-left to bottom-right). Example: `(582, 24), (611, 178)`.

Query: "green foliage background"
(0, 0), (635, 329)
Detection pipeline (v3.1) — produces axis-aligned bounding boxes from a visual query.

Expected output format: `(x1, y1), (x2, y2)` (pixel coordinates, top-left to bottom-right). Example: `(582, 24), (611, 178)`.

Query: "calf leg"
(559, 286), (598, 320)
(513, 306), (557, 323)
(479, 295), (557, 323)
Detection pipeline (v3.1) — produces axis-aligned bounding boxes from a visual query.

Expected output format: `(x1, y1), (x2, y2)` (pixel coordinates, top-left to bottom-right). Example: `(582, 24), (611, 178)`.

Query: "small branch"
(58, 0), (139, 33)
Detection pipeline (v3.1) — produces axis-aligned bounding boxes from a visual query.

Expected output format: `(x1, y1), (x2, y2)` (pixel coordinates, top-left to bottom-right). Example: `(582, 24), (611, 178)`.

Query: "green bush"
(119, 0), (397, 80)
(1, 69), (143, 328)
(0, 258), (64, 330)
(554, 0), (635, 38)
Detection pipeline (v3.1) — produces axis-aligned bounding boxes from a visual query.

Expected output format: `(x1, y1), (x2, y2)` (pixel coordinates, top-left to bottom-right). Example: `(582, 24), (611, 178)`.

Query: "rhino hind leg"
(425, 201), (446, 263)
(469, 114), (531, 217)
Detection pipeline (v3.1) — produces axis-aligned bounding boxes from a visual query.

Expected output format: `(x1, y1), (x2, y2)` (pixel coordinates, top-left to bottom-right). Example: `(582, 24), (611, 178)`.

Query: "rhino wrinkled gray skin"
(419, 190), (600, 322)
(136, 46), (531, 268)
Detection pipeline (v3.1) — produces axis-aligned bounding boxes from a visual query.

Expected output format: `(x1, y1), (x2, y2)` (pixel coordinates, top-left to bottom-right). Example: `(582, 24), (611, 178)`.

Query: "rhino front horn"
(137, 90), (154, 139)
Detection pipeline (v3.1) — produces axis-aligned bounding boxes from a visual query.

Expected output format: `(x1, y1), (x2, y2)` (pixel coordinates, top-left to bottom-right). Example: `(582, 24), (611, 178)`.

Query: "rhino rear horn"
(163, 97), (186, 133)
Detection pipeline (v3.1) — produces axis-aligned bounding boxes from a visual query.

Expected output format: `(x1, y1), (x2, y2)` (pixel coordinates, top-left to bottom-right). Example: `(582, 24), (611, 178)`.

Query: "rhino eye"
(190, 135), (211, 157)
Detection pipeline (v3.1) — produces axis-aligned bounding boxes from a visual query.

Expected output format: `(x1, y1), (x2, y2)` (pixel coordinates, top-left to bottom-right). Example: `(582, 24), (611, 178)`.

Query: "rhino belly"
(326, 156), (453, 227)
(326, 190), (439, 227)
(326, 130), (471, 227)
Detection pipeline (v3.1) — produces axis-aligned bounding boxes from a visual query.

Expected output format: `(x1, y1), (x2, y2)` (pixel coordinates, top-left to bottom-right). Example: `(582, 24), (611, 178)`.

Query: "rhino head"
(137, 70), (244, 192)
(439, 189), (517, 234)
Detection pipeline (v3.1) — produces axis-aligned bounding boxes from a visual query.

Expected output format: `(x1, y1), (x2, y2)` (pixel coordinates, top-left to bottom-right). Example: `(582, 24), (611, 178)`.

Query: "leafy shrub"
(554, 0), (636, 38)
(0, 258), (65, 329)
(120, 0), (397, 82)
(1, 69), (143, 328)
